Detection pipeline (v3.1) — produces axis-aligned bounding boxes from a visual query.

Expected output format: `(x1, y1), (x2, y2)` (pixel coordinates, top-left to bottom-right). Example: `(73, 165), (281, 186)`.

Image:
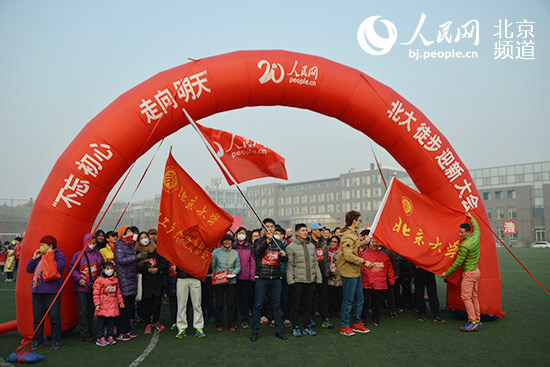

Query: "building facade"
(243, 165), (409, 231)
(3, 162), (548, 247)
(244, 161), (550, 247)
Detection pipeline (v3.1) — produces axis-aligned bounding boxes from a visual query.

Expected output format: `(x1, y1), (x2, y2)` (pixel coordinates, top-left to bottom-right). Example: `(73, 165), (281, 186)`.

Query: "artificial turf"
(0, 248), (548, 367)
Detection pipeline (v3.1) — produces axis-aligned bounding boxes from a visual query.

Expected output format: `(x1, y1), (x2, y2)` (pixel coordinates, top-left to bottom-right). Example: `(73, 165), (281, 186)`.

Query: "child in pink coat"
(360, 238), (395, 327)
(93, 262), (124, 346)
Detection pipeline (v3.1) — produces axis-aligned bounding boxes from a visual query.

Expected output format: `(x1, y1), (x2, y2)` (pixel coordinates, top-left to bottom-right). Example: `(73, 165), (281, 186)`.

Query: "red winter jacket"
(93, 274), (123, 317)
(360, 248), (395, 290)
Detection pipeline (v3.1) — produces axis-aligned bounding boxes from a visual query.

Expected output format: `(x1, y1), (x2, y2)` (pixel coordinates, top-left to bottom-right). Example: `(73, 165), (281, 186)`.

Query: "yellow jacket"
(336, 227), (365, 278)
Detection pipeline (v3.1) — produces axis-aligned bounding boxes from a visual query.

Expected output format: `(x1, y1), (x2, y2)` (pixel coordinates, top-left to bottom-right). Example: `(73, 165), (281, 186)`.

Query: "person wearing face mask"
(69, 233), (104, 341)
(360, 238), (395, 327)
(232, 227), (255, 329)
(211, 233), (241, 332)
(93, 262), (124, 346)
(136, 231), (166, 334)
(114, 225), (142, 341)
(26, 235), (66, 350)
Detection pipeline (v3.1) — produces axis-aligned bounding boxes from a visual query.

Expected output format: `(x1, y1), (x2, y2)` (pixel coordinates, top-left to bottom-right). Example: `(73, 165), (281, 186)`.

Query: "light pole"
(210, 177), (222, 205)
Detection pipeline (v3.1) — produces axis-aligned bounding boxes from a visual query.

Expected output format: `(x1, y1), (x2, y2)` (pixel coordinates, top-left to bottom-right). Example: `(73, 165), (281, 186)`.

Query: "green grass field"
(1, 248), (549, 367)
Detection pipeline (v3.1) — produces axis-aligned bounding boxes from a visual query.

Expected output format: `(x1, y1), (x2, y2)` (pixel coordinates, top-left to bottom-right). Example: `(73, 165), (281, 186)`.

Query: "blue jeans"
(340, 276), (363, 328)
(251, 278), (282, 333)
(96, 316), (115, 339)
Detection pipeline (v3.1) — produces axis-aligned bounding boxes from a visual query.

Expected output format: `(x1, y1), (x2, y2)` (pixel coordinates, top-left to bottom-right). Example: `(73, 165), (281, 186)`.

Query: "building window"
(508, 207), (517, 219)
(318, 193), (325, 202)
(319, 205), (325, 213)
(293, 207), (299, 215)
(301, 207), (308, 215)
(327, 204), (334, 213)
(507, 190), (516, 199)
(486, 209), (492, 220)
(495, 191), (503, 200)
(367, 176), (371, 185)
(515, 174), (525, 183)
(310, 206), (316, 214)
(483, 192), (491, 201)
(509, 233), (518, 240)
(496, 208), (504, 219)
(301, 195), (308, 204)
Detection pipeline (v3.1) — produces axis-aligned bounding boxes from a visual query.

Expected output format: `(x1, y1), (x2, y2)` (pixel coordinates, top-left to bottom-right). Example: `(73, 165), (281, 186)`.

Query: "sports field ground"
(1, 248), (548, 367)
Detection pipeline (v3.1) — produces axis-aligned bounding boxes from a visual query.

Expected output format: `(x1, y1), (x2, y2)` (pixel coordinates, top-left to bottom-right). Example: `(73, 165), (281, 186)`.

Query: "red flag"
(371, 177), (468, 284)
(195, 122), (288, 185)
(157, 152), (233, 280)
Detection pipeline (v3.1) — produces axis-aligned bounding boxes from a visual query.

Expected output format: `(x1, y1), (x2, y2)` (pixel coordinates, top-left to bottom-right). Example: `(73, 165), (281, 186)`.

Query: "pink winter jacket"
(360, 248), (395, 290)
(93, 274), (123, 317)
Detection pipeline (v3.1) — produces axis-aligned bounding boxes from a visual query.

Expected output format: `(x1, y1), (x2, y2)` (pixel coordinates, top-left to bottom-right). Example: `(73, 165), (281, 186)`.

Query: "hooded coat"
(69, 233), (104, 293)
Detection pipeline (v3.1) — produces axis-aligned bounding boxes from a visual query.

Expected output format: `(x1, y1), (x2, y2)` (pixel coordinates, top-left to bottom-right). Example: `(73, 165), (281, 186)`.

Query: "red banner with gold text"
(371, 177), (470, 284)
(157, 153), (233, 280)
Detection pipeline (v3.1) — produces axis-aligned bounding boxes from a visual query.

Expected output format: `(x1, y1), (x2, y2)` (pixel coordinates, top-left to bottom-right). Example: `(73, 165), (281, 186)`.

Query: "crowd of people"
(3, 209), (482, 350)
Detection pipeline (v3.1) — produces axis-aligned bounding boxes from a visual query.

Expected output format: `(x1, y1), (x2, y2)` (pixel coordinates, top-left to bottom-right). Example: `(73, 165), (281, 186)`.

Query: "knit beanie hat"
(40, 235), (57, 248)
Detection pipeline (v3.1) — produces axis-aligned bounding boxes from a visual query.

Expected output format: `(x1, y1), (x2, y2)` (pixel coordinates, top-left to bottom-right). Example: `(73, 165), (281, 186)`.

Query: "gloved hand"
(136, 252), (147, 260)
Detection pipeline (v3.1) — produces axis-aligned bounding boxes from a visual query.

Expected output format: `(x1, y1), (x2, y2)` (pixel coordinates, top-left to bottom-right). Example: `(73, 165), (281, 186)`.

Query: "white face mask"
(88, 244), (96, 250)
(274, 235), (281, 240)
(132, 234), (138, 241)
(104, 269), (114, 277)
(140, 238), (150, 246)
(237, 234), (246, 242)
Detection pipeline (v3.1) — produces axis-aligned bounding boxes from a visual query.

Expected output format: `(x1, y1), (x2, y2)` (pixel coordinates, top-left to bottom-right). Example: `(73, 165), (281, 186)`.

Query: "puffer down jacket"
(93, 274), (123, 317)
(114, 239), (137, 296)
(286, 236), (322, 285)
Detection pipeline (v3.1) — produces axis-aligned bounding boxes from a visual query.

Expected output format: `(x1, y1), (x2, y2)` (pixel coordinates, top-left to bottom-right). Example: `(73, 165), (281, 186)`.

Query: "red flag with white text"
(157, 152), (233, 280)
(371, 177), (470, 284)
(195, 123), (288, 185)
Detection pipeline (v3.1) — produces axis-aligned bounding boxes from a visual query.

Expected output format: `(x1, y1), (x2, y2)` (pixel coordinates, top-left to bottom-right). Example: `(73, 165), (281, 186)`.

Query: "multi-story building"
(3, 162), (548, 247)
(243, 164), (408, 230)
(244, 161), (550, 247)
(470, 161), (550, 246)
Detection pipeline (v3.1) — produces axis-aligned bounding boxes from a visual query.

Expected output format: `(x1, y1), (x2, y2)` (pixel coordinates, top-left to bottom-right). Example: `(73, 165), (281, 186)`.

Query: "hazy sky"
(1, 0), (548, 204)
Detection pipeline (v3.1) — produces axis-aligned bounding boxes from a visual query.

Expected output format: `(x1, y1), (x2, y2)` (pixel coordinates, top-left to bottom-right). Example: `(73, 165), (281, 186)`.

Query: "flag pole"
(182, 108), (283, 251)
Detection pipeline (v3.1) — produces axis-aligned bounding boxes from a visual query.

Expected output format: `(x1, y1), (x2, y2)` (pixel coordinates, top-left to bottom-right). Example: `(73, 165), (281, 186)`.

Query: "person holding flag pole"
(182, 108), (289, 341)
(441, 213), (482, 332)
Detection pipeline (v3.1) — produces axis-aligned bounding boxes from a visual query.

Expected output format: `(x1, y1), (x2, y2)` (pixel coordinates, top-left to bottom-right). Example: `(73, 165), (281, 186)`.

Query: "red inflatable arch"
(11, 50), (503, 338)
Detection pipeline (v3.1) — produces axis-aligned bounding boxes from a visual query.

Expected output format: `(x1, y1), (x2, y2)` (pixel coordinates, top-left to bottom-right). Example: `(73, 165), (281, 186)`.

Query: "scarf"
(32, 259), (44, 289)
